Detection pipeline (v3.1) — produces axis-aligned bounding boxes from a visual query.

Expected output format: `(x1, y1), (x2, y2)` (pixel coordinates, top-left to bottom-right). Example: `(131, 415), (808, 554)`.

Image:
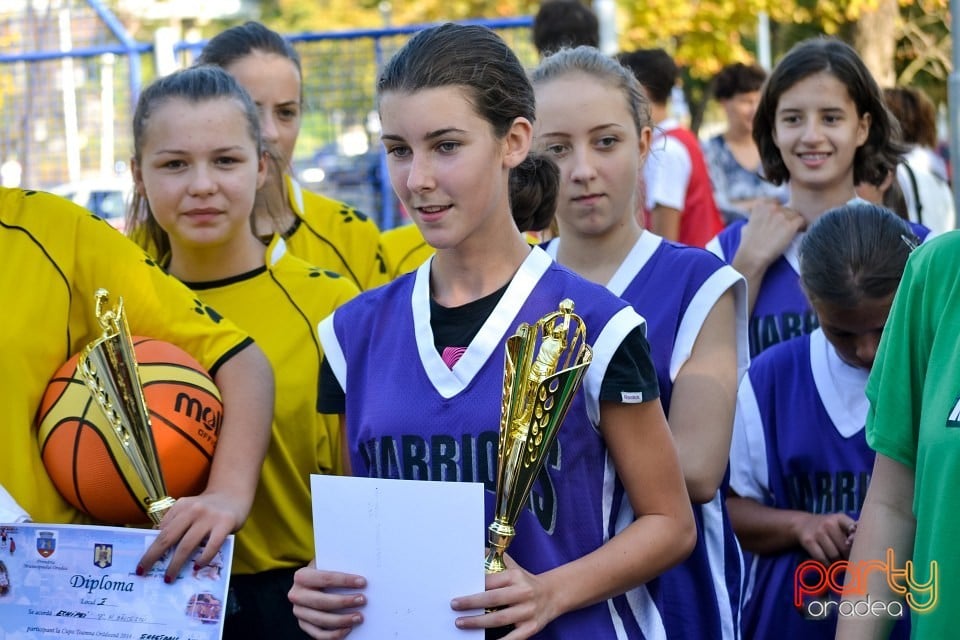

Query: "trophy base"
(486, 624), (515, 640)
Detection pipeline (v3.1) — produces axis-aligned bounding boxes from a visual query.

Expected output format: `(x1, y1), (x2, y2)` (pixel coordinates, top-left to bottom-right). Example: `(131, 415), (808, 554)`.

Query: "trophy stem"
(484, 519), (515, 574)
(146, 497), (177, 526)
(79, 289), (177, 525)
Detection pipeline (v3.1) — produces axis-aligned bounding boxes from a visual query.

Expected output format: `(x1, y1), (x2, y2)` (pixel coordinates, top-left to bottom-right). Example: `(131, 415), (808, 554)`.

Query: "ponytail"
(509, 151), (558, 232)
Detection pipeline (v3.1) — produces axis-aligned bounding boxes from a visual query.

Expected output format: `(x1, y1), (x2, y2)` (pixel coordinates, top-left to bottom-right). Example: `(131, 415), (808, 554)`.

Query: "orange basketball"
(37, 337), (222, 525)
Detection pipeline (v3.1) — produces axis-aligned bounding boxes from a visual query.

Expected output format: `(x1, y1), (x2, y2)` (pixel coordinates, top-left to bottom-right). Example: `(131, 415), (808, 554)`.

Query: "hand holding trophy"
(77, 288), (176, 525)
(485, 299), (592, 575)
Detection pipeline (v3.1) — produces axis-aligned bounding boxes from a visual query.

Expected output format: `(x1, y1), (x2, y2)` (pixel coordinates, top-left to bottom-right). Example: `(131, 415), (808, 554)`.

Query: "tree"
(239, 0), (950, 137)
(853, 0), (900, 87)
(617, 0), (949, 132)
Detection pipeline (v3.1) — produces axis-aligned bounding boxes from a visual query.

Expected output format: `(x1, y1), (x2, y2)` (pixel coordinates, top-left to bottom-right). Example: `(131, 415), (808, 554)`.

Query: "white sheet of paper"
(311, 475), (486, 639)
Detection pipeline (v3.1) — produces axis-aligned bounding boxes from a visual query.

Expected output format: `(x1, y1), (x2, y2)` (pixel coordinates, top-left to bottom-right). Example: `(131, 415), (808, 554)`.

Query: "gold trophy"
(484, 299), (592, 575)
(77, 288), (175, 525)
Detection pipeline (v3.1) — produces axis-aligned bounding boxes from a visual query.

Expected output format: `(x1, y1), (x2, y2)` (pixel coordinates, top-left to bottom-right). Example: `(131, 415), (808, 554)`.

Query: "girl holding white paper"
(292, 23), (695, 640)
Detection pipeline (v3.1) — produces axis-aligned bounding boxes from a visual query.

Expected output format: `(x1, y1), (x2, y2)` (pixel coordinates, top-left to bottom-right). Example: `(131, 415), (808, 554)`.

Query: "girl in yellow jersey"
(196, 21), (387, 291)
(381, 215), (552, 280)
(126, 65), (358, 639)
(379, 217), (434, 279)
(0, 184), (274, 583)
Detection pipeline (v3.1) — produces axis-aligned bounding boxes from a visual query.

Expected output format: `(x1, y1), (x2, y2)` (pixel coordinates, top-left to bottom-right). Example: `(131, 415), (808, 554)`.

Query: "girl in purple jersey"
(287, 24), (695, 640)
(706, 37), (923, 358)
(727, 202), (915, 639)
(531, 47), (748, 639)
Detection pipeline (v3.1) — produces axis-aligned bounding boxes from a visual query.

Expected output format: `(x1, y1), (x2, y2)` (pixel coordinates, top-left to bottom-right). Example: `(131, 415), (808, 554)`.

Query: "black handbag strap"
(901, 161), (924, 225)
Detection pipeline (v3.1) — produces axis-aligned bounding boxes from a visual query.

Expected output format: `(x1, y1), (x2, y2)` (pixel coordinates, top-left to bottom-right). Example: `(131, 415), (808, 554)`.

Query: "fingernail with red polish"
(135, 565), (144, 576)
(164, 575), (173, 584)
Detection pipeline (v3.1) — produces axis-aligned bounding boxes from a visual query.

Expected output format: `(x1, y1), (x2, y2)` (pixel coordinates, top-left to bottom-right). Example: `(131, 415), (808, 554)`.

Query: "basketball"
(36, 337), (222, 525)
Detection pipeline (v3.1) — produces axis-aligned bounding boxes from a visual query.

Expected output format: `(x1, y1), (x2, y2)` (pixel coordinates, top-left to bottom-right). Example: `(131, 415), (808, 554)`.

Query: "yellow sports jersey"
(185, 235), (358, 574)
(380, 222), (434, 280)
(284, 176), (388, 290)
(126, 222), (161, 263)
(0, 187), (252, 525)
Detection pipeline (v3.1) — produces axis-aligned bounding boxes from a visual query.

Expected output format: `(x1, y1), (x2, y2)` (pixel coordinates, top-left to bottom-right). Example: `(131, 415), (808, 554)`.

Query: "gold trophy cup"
(484, 299), (592, 574)
(77, 288), (176, 525)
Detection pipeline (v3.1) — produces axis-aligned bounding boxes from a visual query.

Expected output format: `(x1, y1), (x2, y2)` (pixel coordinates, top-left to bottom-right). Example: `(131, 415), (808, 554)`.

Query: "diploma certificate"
(0, 523), (232, 640)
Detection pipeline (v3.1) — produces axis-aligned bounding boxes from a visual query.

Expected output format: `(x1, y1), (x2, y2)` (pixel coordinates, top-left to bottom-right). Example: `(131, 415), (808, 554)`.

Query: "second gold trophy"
(484, 299), (592, 575)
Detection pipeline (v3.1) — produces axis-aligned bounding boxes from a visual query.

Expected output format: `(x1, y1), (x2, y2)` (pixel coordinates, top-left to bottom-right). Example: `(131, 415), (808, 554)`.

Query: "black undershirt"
(319, 290), (659, 413)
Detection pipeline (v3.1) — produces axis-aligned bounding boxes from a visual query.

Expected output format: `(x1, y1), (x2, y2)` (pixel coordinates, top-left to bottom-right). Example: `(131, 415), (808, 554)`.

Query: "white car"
(50, 178), (132, 232)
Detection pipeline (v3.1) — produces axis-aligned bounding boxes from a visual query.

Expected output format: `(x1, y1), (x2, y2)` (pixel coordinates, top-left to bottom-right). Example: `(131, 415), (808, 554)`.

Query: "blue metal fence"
(0, 0), (151, 191)
(0, 2), (535, 229)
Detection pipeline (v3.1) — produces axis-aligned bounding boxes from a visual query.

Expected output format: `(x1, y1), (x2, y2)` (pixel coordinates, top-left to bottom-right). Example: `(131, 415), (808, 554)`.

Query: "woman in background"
(703, 62), (788, 224)
(883, 86), (955, 235)
(532, 46), (747, 640)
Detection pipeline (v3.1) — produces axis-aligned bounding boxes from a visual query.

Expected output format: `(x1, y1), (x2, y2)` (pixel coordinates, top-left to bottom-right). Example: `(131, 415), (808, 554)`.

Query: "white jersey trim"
(669, 265), (748, 384)
(624, 584), (667, 640)
(605, 232), (662, 297)
(705, 235), (724, 260)
(729, 375), (769, 500)
(544, 232), (662, 299)
(583, 306), (647, 426)
(702, 491), (740, 639)
(267, 235), (288, 267)
(413, 248), (552, 399)
(809, 327), (869, 439)
(318, 314), (346, 391)
(603, 446), (665, 639)
(542, 237), (559, 259)
(287, 175), (306, 216)
(783, 234), (802, 276)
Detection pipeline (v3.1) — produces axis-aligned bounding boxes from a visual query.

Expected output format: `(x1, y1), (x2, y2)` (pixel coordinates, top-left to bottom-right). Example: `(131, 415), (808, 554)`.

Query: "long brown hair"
(753, 37), (907, 188)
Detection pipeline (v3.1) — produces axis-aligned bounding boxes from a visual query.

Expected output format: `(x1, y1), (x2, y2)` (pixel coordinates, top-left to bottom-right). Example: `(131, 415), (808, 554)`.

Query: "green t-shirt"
(866, 231), (960, 636)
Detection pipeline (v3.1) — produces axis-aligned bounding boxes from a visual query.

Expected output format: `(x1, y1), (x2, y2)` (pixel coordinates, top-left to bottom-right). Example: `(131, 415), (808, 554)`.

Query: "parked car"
(50, 177), (131, 232)
(294, 149), (388, 218)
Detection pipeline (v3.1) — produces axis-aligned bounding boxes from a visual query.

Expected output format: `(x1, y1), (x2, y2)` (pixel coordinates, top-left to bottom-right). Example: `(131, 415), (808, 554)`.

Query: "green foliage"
(239, 0), (950, 95)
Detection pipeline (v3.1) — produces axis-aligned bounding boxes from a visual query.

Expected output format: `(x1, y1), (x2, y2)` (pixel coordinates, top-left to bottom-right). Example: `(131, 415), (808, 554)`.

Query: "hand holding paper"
(306, 475), (485, 640)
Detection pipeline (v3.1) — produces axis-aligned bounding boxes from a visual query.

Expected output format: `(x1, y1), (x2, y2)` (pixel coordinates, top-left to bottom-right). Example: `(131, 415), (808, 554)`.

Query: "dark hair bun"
(510, 152), (559, 232)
